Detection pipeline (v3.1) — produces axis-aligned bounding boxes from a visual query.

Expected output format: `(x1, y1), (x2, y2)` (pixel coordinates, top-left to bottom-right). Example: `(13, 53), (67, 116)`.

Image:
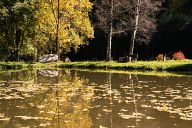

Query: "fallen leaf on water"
(0, 113), (4, 118)
(99, 125), (107, 128)
(146, 116), (156, 120)
(15, 116), (44, 120)
(0, 118), (10, 121)
(82, 109), (88, 112)
(120, 109), (128, 112)
(103, 109), (111, 113)
(39, 123), (51, 127)
(126, 126), (135, 128)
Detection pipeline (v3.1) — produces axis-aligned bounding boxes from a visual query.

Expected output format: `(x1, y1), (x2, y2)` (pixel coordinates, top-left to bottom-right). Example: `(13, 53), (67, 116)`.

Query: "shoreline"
(0, 61), (192, 76)
(58, 61), (192, 71)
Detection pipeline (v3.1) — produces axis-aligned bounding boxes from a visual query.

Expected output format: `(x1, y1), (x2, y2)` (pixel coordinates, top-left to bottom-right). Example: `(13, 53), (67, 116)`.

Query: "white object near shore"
(38, 54), (58, 63)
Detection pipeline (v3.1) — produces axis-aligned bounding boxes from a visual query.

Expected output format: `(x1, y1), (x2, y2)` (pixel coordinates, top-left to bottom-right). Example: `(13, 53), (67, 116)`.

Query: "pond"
(0, 69), (192, 128)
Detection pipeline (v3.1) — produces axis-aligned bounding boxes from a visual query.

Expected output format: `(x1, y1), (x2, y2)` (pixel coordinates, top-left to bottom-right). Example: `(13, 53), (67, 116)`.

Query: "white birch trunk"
(106, 0), (113, 61)
(56, 0), (60, 60)
(129, 0), (141, 62)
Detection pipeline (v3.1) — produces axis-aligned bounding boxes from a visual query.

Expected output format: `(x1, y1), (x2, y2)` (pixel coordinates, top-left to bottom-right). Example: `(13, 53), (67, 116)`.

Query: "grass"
(66, 68), (192, 77)
(0, 61), (61, 70)
(1, 60), (192, 73)
(58, 60), (192, 71)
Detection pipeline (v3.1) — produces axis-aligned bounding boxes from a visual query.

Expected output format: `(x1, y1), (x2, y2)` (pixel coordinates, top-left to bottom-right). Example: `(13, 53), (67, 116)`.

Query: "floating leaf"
(0, 118), (10, 121)
(146, 116), (156, 120)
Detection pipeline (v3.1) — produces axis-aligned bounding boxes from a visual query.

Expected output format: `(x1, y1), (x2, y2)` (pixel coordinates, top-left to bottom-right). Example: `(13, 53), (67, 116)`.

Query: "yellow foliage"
(34, 0), (94, 53)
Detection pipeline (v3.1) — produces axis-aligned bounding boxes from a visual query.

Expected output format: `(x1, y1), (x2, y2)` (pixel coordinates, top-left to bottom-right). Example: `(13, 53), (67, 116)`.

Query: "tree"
(94, 0), (133, 61)
(129, 0), (141, 61)
(94, 0), (162, 61)
(153, 0), (192, 56)
(34, 0), (94, 59)
(107, 0), (113, 61)
(128, 0), (163, 61)
(0, 0), (36, 61)
(0, 0), (94, 61)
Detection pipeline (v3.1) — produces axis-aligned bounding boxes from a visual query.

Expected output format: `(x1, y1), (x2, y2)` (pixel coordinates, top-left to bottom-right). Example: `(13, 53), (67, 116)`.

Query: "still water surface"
(0, 69), (192, 128)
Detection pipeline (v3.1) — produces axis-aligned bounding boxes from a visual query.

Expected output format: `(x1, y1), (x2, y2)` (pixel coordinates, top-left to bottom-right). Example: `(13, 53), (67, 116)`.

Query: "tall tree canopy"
(34, 0), (94, 55)
(94, 0), (162, 61)
(94, 0), (138, 61)
(0, 0), (94, 60)
(0, 0), (36, 60)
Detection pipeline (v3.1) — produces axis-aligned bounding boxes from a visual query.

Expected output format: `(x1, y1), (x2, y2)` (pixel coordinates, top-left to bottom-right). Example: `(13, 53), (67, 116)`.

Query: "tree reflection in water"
(90, 73), (141, 128)
(37, 70), (94, 128)
(1, 70), (192, 128)
(0, 69), (94, 128)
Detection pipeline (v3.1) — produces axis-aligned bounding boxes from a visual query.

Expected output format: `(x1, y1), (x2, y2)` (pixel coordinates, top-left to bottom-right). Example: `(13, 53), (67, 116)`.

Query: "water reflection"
(37, 69), (59, 78)
(0, 70), (94, 128)
(0, 70), (192, 128)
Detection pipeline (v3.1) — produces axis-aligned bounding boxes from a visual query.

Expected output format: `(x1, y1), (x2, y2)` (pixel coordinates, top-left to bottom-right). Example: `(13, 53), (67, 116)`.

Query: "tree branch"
(49, 0), (57, 24)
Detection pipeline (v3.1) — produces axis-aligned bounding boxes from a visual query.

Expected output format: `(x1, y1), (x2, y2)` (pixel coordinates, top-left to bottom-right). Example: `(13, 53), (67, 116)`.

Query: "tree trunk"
(34, 47), (37, 62)
(106, 0), (113, 61)
(129, 0), (141, 62)
(15, 28), (22, 61)
(106, 30), (112, 61)
(56, 0), (60, 60)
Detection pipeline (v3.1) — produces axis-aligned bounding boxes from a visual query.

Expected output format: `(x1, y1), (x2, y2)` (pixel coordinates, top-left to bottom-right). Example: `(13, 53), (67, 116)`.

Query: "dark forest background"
(69, 0), (192, 61)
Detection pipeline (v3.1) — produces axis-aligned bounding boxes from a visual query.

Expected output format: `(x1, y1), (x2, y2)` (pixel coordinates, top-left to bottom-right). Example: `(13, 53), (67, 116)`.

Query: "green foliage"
(0, 0), (94, 61)
(0, 0), (37, 60)
(20, 41), (34, 55)
(170, 0), (188, 10)
(159, 0), (192, 30)
(159, 11), (192, 31)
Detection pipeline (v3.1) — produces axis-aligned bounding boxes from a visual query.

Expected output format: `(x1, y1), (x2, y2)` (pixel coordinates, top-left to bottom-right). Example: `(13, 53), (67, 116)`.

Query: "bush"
(172, 51), (185, 60)
(156, 54), (164, 61)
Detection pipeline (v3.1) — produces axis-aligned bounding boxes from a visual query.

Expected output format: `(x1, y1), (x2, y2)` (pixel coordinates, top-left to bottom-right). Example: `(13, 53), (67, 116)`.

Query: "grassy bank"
(0, 62), (60, 70)
(66, 68), (192, 77)
(58, 60), (192, 71)
(1, 60), (192, 72)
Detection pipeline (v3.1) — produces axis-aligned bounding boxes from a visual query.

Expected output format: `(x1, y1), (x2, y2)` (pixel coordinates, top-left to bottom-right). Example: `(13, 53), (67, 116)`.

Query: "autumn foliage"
(172, 51), (185, 60)
(156, 54), (164, 61)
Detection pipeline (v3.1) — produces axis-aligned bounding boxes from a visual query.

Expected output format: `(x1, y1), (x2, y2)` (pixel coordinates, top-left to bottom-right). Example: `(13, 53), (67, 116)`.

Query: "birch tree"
(128, 0), (162, 61)
(94, 0), (162, 61)
(129, 0), (141, 61)
(94, 0), (132, 61)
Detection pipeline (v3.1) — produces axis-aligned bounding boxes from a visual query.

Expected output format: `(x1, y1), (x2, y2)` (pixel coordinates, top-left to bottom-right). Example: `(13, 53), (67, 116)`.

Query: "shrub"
(172, 51), (185, 60)
(156, 54), (164, 61)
